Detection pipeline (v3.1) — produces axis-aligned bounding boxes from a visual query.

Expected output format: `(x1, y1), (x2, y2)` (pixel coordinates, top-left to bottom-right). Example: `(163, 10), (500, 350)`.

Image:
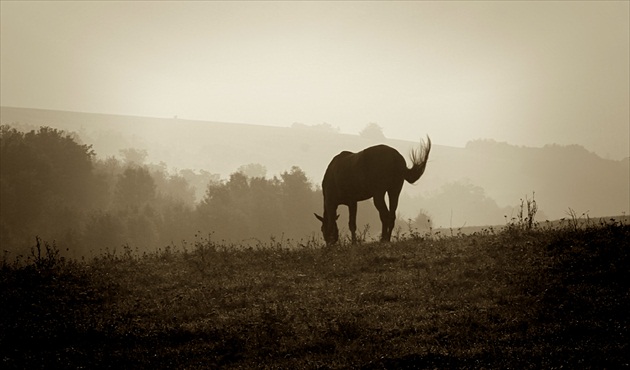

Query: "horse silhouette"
(315, 137), (431, 245)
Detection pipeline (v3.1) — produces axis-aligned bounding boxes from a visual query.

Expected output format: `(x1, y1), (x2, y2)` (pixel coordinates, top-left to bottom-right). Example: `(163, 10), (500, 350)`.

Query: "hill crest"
(2, 106), (628, 226)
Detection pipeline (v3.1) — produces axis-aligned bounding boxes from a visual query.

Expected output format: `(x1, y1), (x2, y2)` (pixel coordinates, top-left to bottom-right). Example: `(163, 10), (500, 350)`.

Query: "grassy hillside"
(1, 221), (628, 369)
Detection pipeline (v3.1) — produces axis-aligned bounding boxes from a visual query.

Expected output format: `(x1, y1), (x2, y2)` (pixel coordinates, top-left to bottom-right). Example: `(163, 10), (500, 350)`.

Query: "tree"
(248, 176), (283, 237)
(410, 210), (433, 232)
(281, 166), (318, 239)
(119, 148), (148, 167)
(359, 123), (386, 140)
(197, 173), (250, 241)
(195, 166), (321, 242)
(237, 163), (267, 178)
(162, 174), (196, 207)
(421, 181), (511, 228)
(0, 125), (96, 249)
(115, 167), (156, 208)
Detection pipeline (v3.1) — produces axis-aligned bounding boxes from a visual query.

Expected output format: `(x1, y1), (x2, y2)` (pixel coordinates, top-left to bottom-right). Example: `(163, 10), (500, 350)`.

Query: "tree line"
(0, 125), (325, 258)
(2, 125), (531, 258)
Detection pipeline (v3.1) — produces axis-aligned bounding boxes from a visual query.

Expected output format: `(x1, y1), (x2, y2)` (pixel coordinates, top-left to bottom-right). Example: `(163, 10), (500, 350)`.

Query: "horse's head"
(314, 213), (340, 245)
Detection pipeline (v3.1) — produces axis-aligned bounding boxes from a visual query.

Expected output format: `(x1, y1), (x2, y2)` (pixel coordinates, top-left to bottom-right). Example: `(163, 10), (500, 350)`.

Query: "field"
(1, 221), (628, 369)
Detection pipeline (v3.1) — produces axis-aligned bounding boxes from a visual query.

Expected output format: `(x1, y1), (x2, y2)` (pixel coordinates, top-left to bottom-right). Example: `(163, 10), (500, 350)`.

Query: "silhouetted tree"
(2, 124), (330, 253)
(0, 125), (96, 250)
(82, 211), (126, 252)
(237, 163), (267, 178)
(115, 167), (156, 208)
(422, 181), (512, 228)
(281, 166), (316, 236)
(196, 166), (320, 242)
(248, 176), (284, 238)
(197, 175), (244, 240)
(162, 174), (196, 207)
(359, 123), (386, 140)
(411, 210), (433, 232)
(179, 169), (220, 202)
(119, 148), (148, 166)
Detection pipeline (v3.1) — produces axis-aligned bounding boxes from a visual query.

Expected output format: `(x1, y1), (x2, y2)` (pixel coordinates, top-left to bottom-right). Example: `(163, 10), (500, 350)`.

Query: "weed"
(29, 236), (65, 271)
(505, 192), (539, 236)
(563, 207), (594, 231)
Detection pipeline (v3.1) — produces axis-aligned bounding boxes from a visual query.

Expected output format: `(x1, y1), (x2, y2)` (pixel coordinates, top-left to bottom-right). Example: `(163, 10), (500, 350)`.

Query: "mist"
(1, 1), (628, 159)
(2, 107), (628, 257)
(1, 2), (629, 255)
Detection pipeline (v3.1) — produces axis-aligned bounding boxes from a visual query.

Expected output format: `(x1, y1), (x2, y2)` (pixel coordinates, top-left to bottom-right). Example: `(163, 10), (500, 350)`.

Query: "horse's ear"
(314, 213), (324, 222)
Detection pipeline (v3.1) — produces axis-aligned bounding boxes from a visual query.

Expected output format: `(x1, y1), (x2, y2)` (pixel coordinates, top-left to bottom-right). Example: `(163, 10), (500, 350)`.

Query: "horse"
(315, 136), (431, 245)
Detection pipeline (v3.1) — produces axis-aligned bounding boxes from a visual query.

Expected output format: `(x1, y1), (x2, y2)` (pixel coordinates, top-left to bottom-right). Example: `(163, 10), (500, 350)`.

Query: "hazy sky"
(1, 1), (629, 159)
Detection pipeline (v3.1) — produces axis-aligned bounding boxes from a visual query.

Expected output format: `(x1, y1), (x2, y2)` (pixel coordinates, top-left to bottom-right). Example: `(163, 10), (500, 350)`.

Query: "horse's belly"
(339, 187), (373, 203)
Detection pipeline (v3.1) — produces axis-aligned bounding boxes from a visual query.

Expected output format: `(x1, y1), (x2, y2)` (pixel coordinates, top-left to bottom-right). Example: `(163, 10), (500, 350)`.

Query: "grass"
(1, 220), (629, 369)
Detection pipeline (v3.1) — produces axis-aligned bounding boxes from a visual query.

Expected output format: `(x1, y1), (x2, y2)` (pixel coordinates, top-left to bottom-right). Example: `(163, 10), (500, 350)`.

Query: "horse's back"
(359, 144), (405, 169)
(323, 144), (406, 202)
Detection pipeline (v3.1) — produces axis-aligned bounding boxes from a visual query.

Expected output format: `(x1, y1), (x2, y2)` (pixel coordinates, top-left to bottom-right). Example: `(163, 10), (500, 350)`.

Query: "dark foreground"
(1, 222), (629, 369)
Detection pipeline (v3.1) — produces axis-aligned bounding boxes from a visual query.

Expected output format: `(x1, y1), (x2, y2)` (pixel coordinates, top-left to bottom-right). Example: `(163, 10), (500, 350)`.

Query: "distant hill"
(2, 106), (628, 226)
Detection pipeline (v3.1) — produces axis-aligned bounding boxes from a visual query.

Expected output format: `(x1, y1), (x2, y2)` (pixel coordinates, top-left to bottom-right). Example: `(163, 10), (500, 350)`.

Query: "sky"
(1, 1), (629, 159)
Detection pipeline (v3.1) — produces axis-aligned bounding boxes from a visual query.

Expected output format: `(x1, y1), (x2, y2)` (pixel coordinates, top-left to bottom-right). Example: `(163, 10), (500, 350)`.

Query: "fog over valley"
(2, 107), (627, 255)
(1, 1), (628, 256)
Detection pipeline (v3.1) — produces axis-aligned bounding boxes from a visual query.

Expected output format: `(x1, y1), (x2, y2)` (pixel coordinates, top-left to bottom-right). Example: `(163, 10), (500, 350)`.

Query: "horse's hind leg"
(373, 194), (391, 242)
(348, 202), (358, 244)
(386, 189), (401, 241)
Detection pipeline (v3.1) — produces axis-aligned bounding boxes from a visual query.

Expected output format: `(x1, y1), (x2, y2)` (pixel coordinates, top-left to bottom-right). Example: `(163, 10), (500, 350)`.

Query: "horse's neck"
(323, 200), (338, 218)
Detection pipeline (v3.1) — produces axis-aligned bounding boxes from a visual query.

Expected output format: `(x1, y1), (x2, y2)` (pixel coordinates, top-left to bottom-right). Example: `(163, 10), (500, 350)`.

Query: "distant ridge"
(2, 106), (628, 225)
(0, 105), (292, 134)
(0, 106), (444, 181)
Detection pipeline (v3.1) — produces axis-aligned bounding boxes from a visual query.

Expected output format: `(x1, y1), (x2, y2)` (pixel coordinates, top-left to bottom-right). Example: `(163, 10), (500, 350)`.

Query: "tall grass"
(1, 218), (628, 369)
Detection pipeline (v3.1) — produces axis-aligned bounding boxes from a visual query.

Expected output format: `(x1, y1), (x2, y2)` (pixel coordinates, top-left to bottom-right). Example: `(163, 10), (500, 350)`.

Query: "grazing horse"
(315, 136), (431, 245)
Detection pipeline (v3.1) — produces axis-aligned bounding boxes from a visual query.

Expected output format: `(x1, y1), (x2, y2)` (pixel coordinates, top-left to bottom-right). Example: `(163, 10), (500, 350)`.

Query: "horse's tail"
(405, 136), (431, 184)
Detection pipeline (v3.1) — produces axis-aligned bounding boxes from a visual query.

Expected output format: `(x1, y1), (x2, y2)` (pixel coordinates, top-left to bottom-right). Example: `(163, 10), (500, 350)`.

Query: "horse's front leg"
(373, 194), (390, 242)
(348, 202), (358, 244)
(384, 190), (401, 242)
